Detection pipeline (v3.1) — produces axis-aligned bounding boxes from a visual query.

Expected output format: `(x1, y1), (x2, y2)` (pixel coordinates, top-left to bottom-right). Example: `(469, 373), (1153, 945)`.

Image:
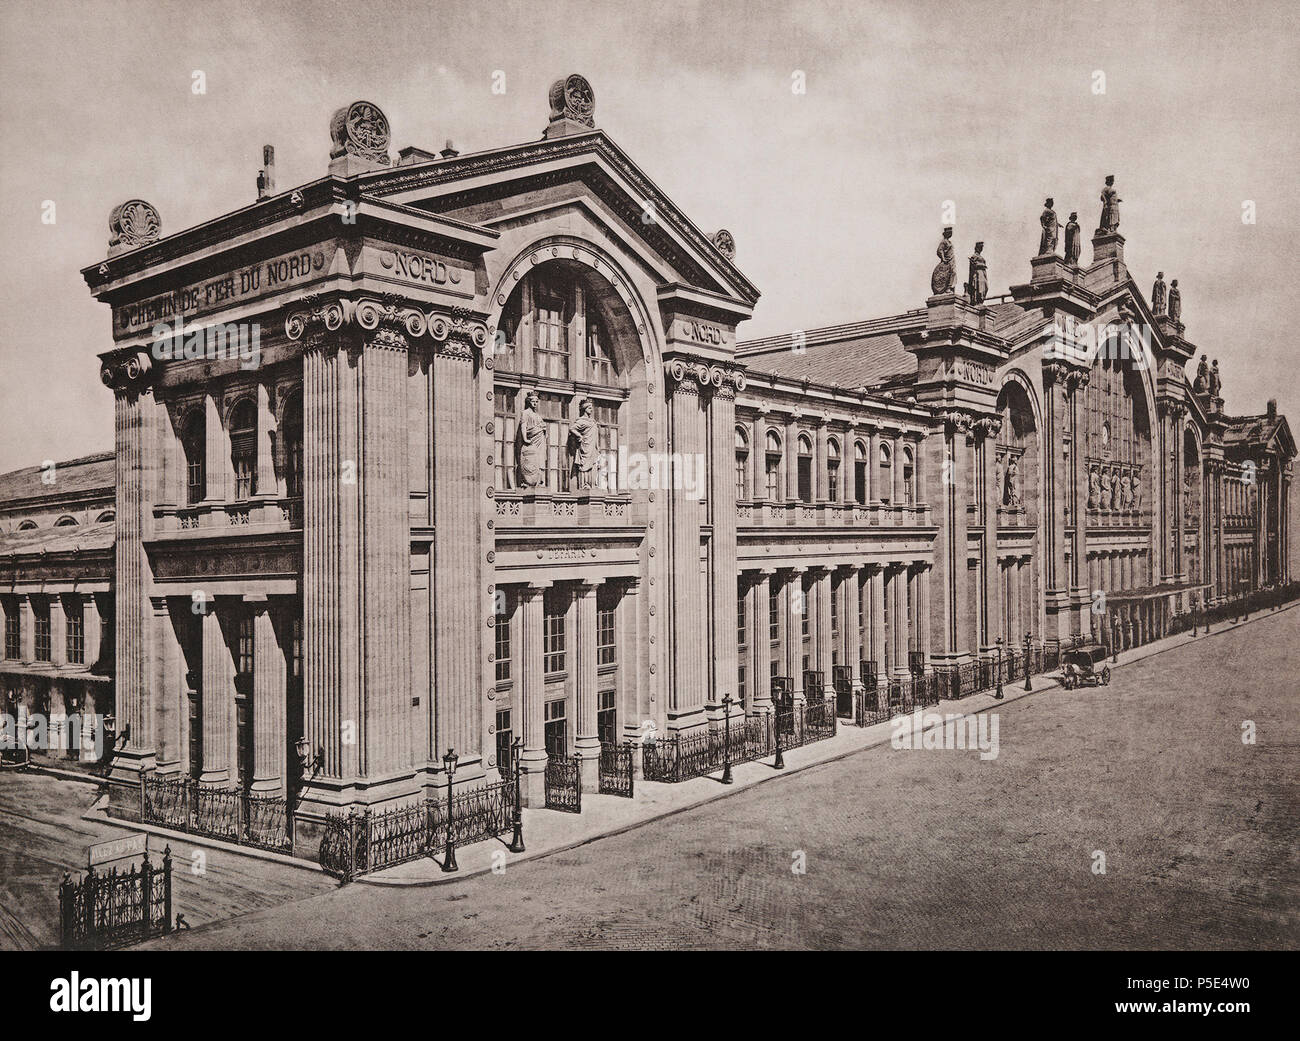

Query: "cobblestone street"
(135, 607), (1298, 951)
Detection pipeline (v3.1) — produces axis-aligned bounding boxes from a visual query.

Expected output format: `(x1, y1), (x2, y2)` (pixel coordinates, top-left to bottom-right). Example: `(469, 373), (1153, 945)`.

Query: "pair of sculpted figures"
(515, 390), (599, 490)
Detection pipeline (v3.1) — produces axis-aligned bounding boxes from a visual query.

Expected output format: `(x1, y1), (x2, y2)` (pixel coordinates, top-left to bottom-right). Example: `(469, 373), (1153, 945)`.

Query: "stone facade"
(1, 81), (1292, 855)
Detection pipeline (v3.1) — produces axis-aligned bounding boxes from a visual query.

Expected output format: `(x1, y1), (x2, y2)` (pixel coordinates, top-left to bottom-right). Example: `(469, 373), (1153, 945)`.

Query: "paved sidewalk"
(360, 601), (1296, 886)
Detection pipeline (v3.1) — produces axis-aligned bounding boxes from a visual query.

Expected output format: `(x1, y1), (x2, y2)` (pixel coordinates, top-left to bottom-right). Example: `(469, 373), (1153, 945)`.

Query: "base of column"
(519, 751), (547, 808)
(108, 745), (156, 784)
(574, 739), (601, 789)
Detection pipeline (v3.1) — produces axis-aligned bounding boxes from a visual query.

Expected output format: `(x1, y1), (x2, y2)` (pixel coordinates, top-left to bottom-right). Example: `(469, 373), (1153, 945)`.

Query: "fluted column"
(749, 571), (773, 713)
(250, 597), (286, 793)
(839, 566), (861, 687)
(83, 594), (101, 668)
(517, 584), (546, 806)
(49, 596), (66, 668)
(815, 419), (828, 501)
(256, 379), (276, 497)
(151, 596), (184, 774)
(204, 389), (225, 502)
(200, 599), (232, 787)
(869, 565), (886, 676)
(785, 568), (806, 704)
(784, 413), (799, 503)
(749, 412), (766, 502)
(890, 563), (909, 678)
(665, 363), (708, 729)
(813, 567), (833, 690)
(573, 582), (600, 787)
(708, 381), (739, 713)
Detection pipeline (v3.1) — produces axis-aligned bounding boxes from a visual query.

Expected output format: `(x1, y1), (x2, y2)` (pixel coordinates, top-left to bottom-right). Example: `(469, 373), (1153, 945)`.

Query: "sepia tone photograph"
(0, 0), (1294, 1018)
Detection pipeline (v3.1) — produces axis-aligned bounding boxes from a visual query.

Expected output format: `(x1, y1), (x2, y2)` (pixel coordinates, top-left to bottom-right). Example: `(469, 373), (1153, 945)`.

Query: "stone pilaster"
(517, 584), (546, 806)
(572, 582), (600, 788)
(749, 571), (773, 713)
(707, 379), (740, 711)
(869, 564), (886, 676)
(256, 379), (277, 497)
(890, 563), (909, 677)
(251, 597), (286, 793)
(49, 596), (66, 668)
(151, 597), (184, 775)
(200, 600), (232, 787)
(813, 567), (833, 686)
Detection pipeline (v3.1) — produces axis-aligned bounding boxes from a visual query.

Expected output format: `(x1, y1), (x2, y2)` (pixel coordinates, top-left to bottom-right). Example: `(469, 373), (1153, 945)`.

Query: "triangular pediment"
(355, 131), (758, 310)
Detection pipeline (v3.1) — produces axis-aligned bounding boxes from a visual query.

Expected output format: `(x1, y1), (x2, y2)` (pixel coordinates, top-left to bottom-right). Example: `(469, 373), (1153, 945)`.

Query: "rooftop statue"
(967, 240), (988, 304)
(930, 226), (955, 294)
(1098, 174), (1121, 234)
(1038, 198), (1058, 256)
(1064, 212), (1081, 265)
(1168, 278), (1182, 324)
(1151, 271), (1167, 315)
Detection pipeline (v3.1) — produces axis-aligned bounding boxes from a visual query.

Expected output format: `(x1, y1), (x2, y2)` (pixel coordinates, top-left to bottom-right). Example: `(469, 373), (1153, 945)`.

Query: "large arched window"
(878, 443), (893, 505)
(853, 441), (868, 505)
(765, 431), (783, 500)
(494, 263), (630, 493)
(183, 412), (206, 505)
(229, 400), (257, 500)
(734, 427), (749, 501)
(902, 446), (914, 505)
(281, 393), (303, 499)
(826, 438), (841, 502)
(796, 433), (814, 503)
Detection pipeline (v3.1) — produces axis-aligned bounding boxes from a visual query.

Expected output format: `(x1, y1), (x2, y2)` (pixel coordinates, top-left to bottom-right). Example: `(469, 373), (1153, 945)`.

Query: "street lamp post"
(720, 693), (734, 785)
(441, 748), (459, 873)
(772, 704), (785, 771)
(1111, 616), (1119, 664)
(994, 637), (1004, 700)
(1023, 632), (1033, 692)
(506, 737), (525, 853)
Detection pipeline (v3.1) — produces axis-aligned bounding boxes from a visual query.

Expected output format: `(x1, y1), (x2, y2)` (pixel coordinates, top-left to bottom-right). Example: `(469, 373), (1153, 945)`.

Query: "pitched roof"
(1223, 414), (1284, 448)
(0, 520), (115, 558)
(0, 452), (115, 507)
(737, 313), (925, 390)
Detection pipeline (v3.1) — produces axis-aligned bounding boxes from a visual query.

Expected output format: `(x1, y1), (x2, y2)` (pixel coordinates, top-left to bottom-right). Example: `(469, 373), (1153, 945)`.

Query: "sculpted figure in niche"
(568, 396), (598, 490)
(516, 390), (547, 489)
(1038, 198), (1058, 256)
(1064, 212), (1082, 265)
(931, 226), (955, 294)
(1099, 467), (1112, 509)
(994, 454), (1004, 506)
(1122, 470), (1134, 509)
(1132, 471), (1143, 513)
(1088, 467), (1100, 509)
(1005, 456), (1021, 507)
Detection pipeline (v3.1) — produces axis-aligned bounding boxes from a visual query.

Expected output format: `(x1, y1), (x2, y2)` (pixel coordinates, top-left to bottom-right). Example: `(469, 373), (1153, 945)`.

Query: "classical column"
(928, 415), (972, 663)
(20, 597), (34, 661)
(708, 379), (740, 715)
(204, 389), (225, 502)
(665, 361), (709, 730)
(517, 584), (546, 806)
(572, 581), (600, 787)
(891, 430), (903, 506)
(866, 426), (878, 503)
(976, 419), (1002, 648)
(869, 565), (886, 676)
(784, 568), (805, 703)
(256, 379), (276, 498)
(890, 563), (909, 678)
(839, 565), (861, 688)
(815, 419), (829, 502)
(749, 571), (773, 714)
(200, 599), (232, 787)
(918, 563), (933, 664)
(152, 597), (184, 775)
(617, 579), (643, 743)
(83, 593), (101, 668)
(250, 596), (286, 793)
(784, 413), (799, 503)
(812, 567), (833, 690)
(750, 412), (766, 502)
(49, 596), (66, 668)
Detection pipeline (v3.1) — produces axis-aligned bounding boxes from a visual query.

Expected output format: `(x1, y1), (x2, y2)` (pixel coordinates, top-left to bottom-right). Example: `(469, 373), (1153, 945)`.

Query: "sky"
(1, 0), (1297, 473)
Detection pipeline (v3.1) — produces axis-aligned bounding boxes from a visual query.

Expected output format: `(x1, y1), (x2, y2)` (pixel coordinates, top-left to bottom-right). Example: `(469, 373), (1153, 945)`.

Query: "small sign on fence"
(88, 832), (147, 869)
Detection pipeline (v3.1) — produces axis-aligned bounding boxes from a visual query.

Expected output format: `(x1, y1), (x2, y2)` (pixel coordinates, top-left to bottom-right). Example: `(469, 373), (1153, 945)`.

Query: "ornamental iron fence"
(544, 753), (582, 813)
(598, 742), (634, 798)
(141, 773), (292, 853)
(59, 847), (172, 950)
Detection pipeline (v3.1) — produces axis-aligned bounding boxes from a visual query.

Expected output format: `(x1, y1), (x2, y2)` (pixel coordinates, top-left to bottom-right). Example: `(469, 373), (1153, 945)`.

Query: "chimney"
(439, 138), (459, 159)
(1267, 399), (1277, 420)
(257, 145), (276, 200)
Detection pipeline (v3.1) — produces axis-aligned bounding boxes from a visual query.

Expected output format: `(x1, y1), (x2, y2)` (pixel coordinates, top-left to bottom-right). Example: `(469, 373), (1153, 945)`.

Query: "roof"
(0, 452), (115, 507)
(1223, 414), (1281, 447)
(737, 313), (925, 390)
(0, 520), (115, 558)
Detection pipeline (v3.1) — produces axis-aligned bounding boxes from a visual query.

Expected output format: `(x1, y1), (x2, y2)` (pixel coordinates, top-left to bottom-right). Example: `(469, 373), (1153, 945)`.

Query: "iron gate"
(598, 743), (634, 798)
(545, 753), (582, 813)
(832, 665), (854, 717)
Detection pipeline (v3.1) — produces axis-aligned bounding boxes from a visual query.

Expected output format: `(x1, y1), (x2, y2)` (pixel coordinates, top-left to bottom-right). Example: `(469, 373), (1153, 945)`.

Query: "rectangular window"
(237, 615), (255, 677)
(765, 458), (780, 499)
(737, 588), (747, 648)
(544, 590), (567, 674)
(830, 583), (839, 637)
(3, 599), (18, 660)
(538, 392), (571, 492)
(735, 455), (748, 501)
(544, 699), (567, 757)
(291, 616), (303, 680)
(597, 689), (616, 747)
(495, 709), (512, 774)
(801, 583), (810, 639)
(586, 321), (613, 386)
(596, 594), (616, 667)
(738, 662), (747, 702)
(34, 600), (51, 662)
(494, 388), (517, 491)
(495, 590), (513, 683)
(594, 401), (619, 491)
(828, 466), (839, 503)
(797, 456), (813, 503)
(533, 277), (570, 380)
(66, 599), (84, 665)
(769, 584), (779, 644)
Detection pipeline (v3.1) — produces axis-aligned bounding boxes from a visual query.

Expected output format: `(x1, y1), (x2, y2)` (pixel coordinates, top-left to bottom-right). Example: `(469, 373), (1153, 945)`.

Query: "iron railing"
(318, 777), (516, 882)
(598, 742), (634, 798)
(59, 847), (172, 950)
(544, 754), (582, 813)
(141, 773), (293, 853)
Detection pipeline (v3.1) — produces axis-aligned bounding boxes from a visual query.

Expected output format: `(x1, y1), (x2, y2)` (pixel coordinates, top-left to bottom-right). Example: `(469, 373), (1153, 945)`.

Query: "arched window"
(96, 510), (115, 524)
(878, 443), (893, 505)
(54, 516), (78, 527)
(765, 431), (783, 500)
(902, 446), (914, 505)
(826, 438), (841, 502)
(282, 393), (303, 499)
(796, 433), (814, 503)
(17, 520), (37, 531)
(229, 400), (257, 500)
(734, 427), (749, 501)
(853, 441), (868, 505)
(183, 412), (206, 505)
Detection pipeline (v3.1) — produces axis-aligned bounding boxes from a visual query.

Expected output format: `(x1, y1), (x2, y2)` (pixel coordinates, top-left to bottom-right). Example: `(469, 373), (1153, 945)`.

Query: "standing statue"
(967, 241), (988, 304)
(1038, 197), (1059, 256)
(1151, 271), (1167, 315)
(930, 226), (956, 294)
(994, 454), (1004, 506)
(1193, 355), (1209, 394)
(567, 396), (598, 490)
(1088, 467), (1099, 509)
(515, 389), (547, 488)
(1005, 457), (1021, 506)
(1064, 212), (1082, 265)
(1208, 359), (1222, 398)
(1099, 467), (1112, 509)
(1122, 470), (1135, 510)
(1167, 278), (1182, 324)
(1098, 174), (1121, 234)
(1132, 471), (1142, 512)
